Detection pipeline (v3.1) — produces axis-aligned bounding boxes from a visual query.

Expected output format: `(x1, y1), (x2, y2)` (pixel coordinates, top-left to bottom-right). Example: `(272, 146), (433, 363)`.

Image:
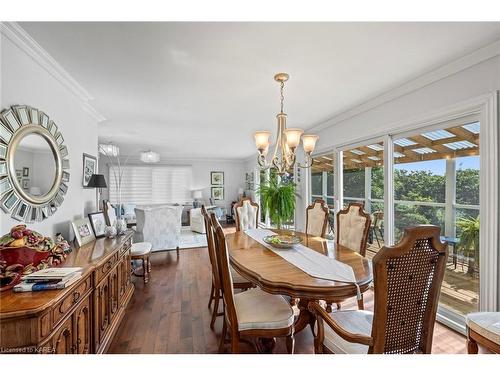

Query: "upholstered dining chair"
(325, 203), (372, 311)
(211, 213), (295, 354)
(234, 198), (259, 231)
(336, 203), (372, 256)
(201, 206), (254, 329)
(309, 225), (447, 354)
(305, 199), (330, 238)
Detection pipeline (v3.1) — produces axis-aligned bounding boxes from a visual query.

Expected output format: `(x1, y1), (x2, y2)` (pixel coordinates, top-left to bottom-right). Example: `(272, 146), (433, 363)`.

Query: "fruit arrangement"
(0, 225), (66, 291)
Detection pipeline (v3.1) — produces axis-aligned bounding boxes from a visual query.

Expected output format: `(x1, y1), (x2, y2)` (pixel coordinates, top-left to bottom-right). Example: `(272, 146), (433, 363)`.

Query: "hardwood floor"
(109, 238), (470, 354)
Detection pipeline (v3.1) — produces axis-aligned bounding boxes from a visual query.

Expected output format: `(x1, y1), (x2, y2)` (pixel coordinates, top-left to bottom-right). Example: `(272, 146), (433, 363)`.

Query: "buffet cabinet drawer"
(95, 252), (119, 283)
(52, 273), (92, 329)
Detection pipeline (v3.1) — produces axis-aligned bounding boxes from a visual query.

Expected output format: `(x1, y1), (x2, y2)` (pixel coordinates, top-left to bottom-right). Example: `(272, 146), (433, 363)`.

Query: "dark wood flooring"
(108, 236), (470, 354)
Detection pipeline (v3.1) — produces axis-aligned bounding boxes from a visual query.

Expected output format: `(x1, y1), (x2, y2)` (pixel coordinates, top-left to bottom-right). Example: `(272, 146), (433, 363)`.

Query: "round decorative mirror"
(0, 105), (70, 222)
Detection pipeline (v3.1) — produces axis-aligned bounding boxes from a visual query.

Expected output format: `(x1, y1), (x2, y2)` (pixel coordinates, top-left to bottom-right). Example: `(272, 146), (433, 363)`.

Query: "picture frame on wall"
(211, 186), (224, 201)
(88, 211), (107, 238)
(82, 153), (97, 188)
(22, 167), (29, 177)
(71, 217), (96, 247)
(211, 171), (224, 185)
(22, 178), (29, 190)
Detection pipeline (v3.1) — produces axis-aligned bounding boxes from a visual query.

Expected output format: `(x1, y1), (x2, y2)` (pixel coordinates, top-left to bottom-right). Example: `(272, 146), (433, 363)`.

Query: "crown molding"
(0, 22), (106, 123)
(307, 38), (500, 134)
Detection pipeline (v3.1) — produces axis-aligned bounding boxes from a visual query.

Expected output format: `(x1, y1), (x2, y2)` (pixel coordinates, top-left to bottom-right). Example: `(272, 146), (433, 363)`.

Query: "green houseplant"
(457, 215), (480, 275)
(256, 178), (295, 229)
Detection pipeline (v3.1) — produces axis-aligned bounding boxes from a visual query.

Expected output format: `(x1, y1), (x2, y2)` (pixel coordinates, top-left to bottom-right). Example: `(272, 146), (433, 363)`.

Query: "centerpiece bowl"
(263, 234), (302, 249)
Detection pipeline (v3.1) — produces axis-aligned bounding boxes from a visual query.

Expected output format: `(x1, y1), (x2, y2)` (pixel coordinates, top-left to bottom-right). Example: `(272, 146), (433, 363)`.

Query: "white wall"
(99, 157), (246, 212)
(0, 33), (98, 239)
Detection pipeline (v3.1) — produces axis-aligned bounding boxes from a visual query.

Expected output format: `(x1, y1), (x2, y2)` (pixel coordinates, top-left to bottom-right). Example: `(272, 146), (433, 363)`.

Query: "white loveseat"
(133, 205), (183, 252)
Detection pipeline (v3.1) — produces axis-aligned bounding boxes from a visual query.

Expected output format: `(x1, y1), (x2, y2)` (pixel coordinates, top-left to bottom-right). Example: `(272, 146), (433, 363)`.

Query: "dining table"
(226, 229), (373, 335)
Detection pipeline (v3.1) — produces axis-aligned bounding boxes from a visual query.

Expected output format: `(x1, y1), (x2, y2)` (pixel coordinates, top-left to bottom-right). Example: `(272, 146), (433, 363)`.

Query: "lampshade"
(254, 131), (271, 151)
(192, 190), (202, 199)
(140, 150), (160, 163)
(284, 128), (304, 149)
(99, 143), (119, 157)
(302, 134), (319, 153)
(87, 174), (107, 188)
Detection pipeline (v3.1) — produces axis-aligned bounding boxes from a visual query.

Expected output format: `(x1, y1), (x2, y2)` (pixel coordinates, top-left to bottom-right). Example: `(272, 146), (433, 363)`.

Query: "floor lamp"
(87, 174), (107, 211)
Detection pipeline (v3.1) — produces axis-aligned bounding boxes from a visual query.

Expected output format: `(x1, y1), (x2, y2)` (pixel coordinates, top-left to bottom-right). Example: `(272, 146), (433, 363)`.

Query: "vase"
(116, 218), (127, 235)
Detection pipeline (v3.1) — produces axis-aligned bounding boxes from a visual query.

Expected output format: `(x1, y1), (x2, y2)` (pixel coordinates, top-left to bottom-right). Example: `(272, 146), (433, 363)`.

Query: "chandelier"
(99, 143), (119, 157)
(254, 73), (319, 175)
(140, 150), (160, 163)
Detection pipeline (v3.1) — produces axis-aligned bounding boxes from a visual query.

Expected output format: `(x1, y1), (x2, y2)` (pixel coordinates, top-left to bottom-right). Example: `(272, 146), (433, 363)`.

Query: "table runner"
(244, 228), (361, 298)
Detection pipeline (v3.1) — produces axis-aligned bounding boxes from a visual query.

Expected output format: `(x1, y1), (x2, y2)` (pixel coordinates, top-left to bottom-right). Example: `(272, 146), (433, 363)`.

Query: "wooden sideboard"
(0, 230), (134, 354)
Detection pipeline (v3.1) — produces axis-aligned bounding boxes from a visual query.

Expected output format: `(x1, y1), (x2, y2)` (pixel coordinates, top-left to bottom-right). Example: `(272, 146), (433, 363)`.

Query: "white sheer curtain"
(109, 165), (192, 205)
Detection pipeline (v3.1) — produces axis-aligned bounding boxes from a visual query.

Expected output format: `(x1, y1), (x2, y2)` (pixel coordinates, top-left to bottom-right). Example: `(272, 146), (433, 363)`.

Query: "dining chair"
(211, 213), (295, 354)
(201, 206), (254, 330)
(234, 198), (259, 231)
(305, 199), (329, 238)
(309, 225), (447, 354)
(370, 211), (384, 247)
(325, 203), (372, 312)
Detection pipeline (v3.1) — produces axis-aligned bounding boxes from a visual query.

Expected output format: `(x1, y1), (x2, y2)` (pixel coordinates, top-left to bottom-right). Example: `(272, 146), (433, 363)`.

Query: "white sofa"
(190, 208), (205, 234)
(133, 205), (183, 252)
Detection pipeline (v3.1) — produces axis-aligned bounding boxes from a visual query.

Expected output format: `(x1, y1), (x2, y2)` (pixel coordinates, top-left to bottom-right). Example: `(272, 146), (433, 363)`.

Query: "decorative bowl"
(0, 225), (66, 292)
(263, 234), (302, 249)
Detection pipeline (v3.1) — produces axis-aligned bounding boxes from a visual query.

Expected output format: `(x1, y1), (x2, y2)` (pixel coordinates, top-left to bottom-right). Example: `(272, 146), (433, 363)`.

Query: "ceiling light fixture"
(140, 150), (160, 163)
(254, 73), (318, 175)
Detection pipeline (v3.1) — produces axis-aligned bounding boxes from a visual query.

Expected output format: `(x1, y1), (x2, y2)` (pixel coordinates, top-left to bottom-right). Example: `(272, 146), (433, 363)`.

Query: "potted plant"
(457, 215), (479, 275)
(256, 177), (296, 229)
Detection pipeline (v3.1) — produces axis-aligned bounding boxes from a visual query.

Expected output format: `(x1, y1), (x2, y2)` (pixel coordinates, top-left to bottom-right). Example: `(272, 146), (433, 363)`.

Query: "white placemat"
(245, 229), (360, 293)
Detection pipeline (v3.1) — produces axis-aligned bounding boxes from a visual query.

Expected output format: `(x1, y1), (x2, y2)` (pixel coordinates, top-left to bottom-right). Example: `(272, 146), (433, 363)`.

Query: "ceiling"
(19, 22), (500, 160)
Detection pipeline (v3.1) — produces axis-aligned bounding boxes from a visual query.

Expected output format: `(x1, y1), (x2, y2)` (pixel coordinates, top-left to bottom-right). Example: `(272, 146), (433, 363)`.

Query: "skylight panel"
(421, 129), (455, 141)
(412, 147), (437, 154)
(367, 156), (381, 161)
(462, 122), (480, 134)
(350, 149), (365, 155)
(393, 152), (405, 158)
(394, 138), (417, 147)
(443, 141), (477, 150)
(366, 144), (384, 151)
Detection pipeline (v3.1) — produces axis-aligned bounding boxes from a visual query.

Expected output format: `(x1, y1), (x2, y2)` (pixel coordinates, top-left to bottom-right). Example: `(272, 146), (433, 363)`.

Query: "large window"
(392, 121), (480, 317)
(310, 153), (334, 206)
(109, 165), (193, 205)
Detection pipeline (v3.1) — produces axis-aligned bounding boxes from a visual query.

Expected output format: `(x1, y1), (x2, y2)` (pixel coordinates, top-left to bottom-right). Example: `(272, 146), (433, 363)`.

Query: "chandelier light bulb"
(302, 135), (319, 154)
(284, 128), (304, 149)
(254, 131), (271, 152)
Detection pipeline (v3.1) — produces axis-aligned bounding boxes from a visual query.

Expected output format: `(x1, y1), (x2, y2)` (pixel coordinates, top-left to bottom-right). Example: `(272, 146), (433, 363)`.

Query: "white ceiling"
(19, 22), (500, 160)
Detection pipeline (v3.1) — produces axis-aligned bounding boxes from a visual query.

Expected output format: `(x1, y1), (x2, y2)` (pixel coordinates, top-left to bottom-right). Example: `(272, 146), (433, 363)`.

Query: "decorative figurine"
(105, 225), (117, 238)
(55, 233), (72, 254)
(0, 224), (66, 291)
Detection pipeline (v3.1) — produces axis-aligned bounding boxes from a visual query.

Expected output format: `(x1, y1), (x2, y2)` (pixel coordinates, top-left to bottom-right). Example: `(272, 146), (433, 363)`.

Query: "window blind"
(108, 165), (192, 205)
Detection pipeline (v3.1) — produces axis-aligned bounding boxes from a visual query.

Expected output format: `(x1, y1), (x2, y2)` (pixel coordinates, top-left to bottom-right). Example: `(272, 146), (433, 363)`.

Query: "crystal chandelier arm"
(298, 152), (314, 169)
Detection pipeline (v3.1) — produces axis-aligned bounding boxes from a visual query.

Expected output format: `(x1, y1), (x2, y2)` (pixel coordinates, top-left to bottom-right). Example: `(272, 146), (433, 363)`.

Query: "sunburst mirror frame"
(0, 105), (70, 222)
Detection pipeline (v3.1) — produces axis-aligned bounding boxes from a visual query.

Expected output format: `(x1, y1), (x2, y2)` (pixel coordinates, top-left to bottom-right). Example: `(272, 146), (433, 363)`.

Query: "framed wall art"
(88, 211), (107, 238)
(82, 153), (97, 188)
(210, 171), (224, 185)
(211, 186), (224, 201)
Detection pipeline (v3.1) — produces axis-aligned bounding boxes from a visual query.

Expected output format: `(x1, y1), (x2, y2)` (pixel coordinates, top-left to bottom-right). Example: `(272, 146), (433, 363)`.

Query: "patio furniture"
(224, 228), (372, 337)
(370, 211), (384, 247)
(131, 242), (152, 284)
(212, 216), (295, 354)
(305, 199), (329, 238)
(441, 236), (459, 270)
(134, 205), (182, 255)
(309, 225), (447, 354)
(234, 198), (259, 231)
(466, 312), (500, 354)
(201, 207), (254, 330)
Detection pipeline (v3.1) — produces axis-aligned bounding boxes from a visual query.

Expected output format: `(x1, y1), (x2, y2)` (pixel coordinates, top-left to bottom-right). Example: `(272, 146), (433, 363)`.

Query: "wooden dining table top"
(226, 229), (373, 300)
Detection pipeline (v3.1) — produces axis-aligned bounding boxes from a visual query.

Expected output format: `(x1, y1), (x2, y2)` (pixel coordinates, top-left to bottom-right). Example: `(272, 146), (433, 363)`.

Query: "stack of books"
(14, 267), (83, 292)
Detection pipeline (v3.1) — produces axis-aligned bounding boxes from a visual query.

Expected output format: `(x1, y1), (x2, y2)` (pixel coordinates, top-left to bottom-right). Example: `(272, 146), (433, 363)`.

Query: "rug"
(179, 227), (207, 249)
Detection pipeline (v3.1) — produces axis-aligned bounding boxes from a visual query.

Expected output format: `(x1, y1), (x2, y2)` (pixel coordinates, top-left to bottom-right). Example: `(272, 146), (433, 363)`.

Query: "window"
(310, 153), (334, 206)
(109, 165), (192, 205)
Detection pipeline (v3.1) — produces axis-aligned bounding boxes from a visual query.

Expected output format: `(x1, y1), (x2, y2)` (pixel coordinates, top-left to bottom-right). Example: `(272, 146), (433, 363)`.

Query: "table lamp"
(87, 174), (107, 211)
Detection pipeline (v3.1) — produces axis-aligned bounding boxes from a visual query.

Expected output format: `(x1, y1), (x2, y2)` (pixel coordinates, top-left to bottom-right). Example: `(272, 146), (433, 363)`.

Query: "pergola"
(311, 122), (480, 172)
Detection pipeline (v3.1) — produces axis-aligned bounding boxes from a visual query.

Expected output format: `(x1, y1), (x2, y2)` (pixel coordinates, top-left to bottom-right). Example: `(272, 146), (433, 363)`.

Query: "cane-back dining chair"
(201, 206), (254, 329)
(234, 198), (259, 231)
(309, 225), (447, 354)
(305, 199), (330, 238)
(211, 213), (295, 354)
